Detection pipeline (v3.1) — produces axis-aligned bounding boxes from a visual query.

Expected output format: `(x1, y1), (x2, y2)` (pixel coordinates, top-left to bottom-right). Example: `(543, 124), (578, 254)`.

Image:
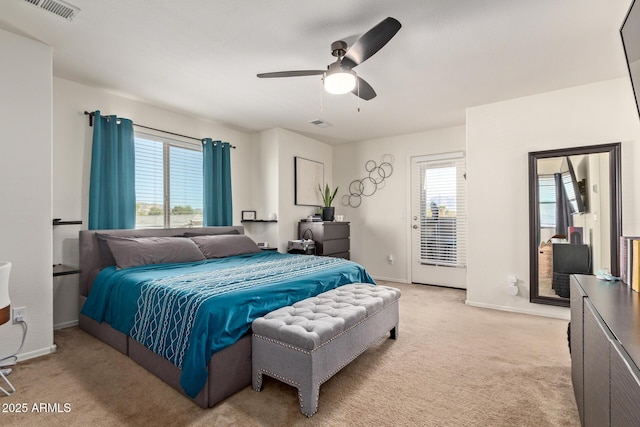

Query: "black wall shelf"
(52, 220), (83, 277)
(53, 219), (82, 225)
(53, 264), (81, 277)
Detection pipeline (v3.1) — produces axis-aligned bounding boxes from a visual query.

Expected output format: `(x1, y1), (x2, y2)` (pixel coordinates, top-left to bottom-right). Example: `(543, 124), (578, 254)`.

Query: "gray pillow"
(190, 234), (261, 259)
(104, 236), (205, 269)
(95, 233), (120, 267)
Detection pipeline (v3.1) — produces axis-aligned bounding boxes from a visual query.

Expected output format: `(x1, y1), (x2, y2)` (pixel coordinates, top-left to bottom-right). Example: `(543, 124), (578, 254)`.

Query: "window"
(134, 133), (203, 229)
(418, 154), (467, 267)
(538, 174), (556, 228)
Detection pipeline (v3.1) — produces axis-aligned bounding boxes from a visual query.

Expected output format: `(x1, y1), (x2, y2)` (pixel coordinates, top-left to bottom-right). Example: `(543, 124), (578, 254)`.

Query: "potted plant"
(318, 183), (338, 221)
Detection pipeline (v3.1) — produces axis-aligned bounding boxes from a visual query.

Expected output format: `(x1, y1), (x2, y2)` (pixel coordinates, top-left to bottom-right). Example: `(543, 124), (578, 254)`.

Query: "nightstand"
(298, 221), (350, 259)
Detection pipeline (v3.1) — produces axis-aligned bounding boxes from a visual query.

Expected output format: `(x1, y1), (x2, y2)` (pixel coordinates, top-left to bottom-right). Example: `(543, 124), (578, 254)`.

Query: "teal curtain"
(202, 138), (232, 226)
(88, 111), (136, 230)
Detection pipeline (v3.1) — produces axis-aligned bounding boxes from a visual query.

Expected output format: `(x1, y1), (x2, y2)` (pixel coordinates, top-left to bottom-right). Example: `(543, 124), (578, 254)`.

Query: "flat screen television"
(561, 157), (586, 214)
(621, 0), (640, 120)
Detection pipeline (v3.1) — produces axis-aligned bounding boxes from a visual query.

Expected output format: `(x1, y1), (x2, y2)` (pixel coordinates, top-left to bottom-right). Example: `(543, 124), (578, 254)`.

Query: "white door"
(410, 153), (467, 289)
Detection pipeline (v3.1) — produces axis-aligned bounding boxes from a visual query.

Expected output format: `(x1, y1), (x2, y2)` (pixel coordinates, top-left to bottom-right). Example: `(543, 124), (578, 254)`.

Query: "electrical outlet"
(12, 306), (26, 324)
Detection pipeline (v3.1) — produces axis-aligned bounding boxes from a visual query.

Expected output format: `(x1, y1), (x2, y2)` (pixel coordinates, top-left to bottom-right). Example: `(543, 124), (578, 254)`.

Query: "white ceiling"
(0, 0), (634, 144)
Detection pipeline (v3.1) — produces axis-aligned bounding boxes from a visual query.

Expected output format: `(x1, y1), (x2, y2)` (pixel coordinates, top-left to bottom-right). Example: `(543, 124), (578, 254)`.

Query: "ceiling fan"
(257, 17), (401, 100)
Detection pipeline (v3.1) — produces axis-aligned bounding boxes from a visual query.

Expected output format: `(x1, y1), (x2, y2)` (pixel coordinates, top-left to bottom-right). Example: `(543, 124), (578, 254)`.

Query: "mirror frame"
(528, 143), (622, 307)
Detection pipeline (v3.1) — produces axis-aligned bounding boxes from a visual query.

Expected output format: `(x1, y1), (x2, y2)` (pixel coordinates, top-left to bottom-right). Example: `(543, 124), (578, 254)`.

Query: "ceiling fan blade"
(352, 76), (376, 100)
(342, 17), (401, 69)
(257, 70), (324, 78)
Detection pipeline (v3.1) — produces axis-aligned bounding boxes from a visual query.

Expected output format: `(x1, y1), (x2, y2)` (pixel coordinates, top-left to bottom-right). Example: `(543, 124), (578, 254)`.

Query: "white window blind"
(418, 153), (467, 267)
(134, 133), (203, 229)
(169, 145), (203, 223)
(538, 174), (556, 228)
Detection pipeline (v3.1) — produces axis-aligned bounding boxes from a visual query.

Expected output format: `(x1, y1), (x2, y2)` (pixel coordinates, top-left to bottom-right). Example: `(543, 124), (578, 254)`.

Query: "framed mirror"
(528, 143), (621, 306)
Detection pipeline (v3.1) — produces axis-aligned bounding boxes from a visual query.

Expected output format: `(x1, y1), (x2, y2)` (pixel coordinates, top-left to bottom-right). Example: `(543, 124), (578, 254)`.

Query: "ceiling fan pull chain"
(320, 76), (324, 112)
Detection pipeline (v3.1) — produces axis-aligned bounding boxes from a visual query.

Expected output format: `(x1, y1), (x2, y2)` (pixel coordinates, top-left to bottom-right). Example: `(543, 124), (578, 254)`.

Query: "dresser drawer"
(322, 223), (350, 240)
(298, 221), (350, 259)
(323, 238), (349, 255)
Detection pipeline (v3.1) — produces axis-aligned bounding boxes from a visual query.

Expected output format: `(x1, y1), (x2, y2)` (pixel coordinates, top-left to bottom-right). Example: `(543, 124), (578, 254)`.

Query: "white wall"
(52, 77), (253, 328)
(277, 128), (333, 251)
(333, 126), (466, 281)
(0, 29), (54, 359)
(249, 128), (333, 253)
(246, 129), (279, 247)
(466, 78), (640, 319)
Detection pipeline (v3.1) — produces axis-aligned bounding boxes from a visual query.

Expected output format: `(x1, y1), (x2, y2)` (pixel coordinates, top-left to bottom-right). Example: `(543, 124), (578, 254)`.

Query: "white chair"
(0, 262), (16, 396)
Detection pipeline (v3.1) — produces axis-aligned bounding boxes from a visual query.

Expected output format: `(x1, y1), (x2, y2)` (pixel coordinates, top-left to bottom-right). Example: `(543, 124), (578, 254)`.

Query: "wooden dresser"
(570, 274), (640, 426)
(298, 221), (350, 259)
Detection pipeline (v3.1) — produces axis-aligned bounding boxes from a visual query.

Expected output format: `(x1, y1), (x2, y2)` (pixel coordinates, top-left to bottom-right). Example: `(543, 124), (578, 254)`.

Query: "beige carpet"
(1, 282), (579, 426)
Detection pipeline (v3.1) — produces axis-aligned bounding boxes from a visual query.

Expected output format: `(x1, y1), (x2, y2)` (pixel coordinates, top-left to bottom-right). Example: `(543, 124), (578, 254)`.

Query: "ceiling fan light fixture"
(257, 17), (401, 101)
(324, 70), (356, 95)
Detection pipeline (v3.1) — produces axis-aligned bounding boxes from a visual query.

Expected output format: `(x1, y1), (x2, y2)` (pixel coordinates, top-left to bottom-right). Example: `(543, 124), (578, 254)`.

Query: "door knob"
(412, 225), (418, 229)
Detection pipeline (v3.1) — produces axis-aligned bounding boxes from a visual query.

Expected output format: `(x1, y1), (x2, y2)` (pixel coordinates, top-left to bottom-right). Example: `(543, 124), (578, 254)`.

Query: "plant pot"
(322, 207), (335, 222)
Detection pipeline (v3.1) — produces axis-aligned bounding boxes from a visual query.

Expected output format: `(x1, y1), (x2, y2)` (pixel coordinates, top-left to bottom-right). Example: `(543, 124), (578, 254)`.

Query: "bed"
(78, 226), (374, 408)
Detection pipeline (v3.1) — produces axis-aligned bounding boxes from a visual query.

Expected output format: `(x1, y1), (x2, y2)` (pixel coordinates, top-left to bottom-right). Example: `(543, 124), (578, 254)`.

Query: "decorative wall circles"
(342, 154), (394, 208)
(342, 193), (361, 208)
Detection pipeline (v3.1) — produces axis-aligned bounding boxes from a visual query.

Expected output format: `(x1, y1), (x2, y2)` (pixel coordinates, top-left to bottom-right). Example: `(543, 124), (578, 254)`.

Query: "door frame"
(406, 152), (467, 289)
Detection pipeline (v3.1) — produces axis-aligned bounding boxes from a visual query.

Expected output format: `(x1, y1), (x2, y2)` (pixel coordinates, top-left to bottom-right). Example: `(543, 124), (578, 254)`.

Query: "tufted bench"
(251, 283), (401, 417)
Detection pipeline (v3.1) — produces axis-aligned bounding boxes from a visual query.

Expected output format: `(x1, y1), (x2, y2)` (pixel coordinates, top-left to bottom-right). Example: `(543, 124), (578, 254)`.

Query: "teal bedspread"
(81, 251), (374, 397)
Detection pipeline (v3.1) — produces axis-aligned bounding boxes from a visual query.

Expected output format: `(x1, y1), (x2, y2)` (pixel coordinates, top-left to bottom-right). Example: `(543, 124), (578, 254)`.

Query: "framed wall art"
(294, 157), (324, 206)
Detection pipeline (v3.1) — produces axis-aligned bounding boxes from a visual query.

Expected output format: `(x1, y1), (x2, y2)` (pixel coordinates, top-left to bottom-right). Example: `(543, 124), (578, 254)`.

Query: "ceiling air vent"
(309, 119), (332, 128)
(23, 0), (80, 21)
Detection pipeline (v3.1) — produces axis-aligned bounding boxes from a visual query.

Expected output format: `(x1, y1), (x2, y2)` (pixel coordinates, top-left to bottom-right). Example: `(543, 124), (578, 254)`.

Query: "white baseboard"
(372, 276), (410, 284)
(17, 344), (57, 362)
(465, 300), (570, 320)
(14, 320), (78, 362)
(54, 319), (79, 330)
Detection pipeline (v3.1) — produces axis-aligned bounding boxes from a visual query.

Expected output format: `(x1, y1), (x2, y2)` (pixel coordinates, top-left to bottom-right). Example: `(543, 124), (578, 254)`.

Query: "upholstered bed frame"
(78, 226), (250, 408)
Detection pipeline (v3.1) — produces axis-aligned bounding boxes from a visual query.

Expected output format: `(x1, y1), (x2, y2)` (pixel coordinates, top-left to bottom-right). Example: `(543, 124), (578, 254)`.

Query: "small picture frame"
(242, 210), (256, 221)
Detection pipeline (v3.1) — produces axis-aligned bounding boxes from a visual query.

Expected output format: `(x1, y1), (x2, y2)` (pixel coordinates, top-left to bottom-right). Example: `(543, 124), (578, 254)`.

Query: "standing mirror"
(529, 143), (621, 306)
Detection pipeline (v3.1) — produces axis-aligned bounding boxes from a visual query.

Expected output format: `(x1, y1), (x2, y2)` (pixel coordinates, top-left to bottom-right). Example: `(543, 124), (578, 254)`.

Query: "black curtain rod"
(83, 111), (236, 149)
